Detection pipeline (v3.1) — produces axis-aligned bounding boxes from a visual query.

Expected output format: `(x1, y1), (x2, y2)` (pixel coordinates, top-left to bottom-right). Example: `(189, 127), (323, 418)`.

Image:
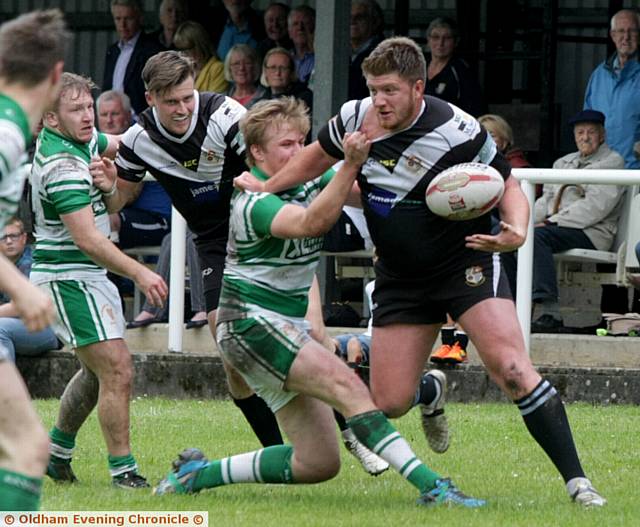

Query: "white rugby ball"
(425, 162), (504, 221)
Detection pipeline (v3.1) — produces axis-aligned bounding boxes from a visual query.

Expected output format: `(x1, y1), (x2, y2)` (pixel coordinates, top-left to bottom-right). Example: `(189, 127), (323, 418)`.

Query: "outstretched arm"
(270, 133), (370, 239)
(235, 141), (338, 193)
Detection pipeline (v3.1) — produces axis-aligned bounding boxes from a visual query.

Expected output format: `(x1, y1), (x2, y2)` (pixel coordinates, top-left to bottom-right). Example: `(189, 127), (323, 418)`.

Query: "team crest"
(206, 150), (218, 162)
(406, 155), (425, 172)
(465, 266), (485, 287)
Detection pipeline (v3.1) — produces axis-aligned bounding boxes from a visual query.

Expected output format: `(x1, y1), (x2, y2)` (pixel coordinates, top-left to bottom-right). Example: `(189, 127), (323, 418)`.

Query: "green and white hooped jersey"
(219, 166), (334, 320)
(30, 126), (109, 283)
(0, 93), (31, 230)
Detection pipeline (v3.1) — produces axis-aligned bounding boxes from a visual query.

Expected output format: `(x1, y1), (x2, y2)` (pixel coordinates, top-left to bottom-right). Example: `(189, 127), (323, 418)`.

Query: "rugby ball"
(425, 162), (504, 221)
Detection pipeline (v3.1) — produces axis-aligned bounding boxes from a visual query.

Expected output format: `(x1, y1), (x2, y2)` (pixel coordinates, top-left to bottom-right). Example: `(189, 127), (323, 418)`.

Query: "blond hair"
(50, 72), (96, 112)
(478, 114), (514, 149)
(240, 97), (310, 167)
(260, 47), (297, 87)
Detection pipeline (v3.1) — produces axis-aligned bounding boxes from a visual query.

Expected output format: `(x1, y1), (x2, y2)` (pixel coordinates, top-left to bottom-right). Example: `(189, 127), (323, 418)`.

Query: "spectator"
(257, 2), (292, 59)
(96, 90), (172, 250)
(349, 0), (385, 100)
(103, 0), (164, 117)
(224, 44), (265, 108)
(127, 229), (207, 329)
(288, 6), (315, 85)
(584, 9), (640, 169)
(174, 21), (228, 93)
(424, 17), (484, 116)
(151, 0), (189, 50)
(260, 47), (312, 112)
(478, 113), (531, 169)
(0, 218), (61, 363)
(530, 110), (625, 333)
(215, 0), (265, 63)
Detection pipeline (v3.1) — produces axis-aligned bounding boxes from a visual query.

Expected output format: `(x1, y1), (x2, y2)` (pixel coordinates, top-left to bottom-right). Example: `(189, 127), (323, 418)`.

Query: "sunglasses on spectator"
(265, 65), (291, 72)
(0, 232), (24, 242)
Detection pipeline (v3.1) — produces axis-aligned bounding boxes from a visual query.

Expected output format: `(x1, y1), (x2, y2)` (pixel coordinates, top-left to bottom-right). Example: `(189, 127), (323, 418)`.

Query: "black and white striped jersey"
(116, 91), (247, 242)
(317, 95), (512, 277)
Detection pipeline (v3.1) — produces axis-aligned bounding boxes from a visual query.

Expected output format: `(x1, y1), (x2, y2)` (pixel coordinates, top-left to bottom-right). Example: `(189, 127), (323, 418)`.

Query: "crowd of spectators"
(10, 1), (640, 340)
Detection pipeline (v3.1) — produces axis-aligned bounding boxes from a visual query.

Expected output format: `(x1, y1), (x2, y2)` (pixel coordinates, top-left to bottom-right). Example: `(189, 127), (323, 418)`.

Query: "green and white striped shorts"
(42, 277), (125, 348)
(216, 314), (311, 412)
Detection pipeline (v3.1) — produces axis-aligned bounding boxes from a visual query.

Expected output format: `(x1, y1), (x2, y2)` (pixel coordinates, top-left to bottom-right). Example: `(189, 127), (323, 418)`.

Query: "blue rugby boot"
(417, 478), (486, 508)
(153, 448), (208, 495)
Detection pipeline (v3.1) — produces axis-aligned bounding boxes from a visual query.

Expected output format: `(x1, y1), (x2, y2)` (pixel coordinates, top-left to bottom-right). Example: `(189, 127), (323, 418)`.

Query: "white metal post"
(515, 178), (535, 353)
(168, 207), (186, 353)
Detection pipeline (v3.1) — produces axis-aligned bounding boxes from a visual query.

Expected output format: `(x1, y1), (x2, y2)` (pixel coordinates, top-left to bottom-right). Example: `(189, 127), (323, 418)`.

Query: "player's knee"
(372, 390), (412, 418)
(489, 357), (534, 395)
(301, 456), (341, 483)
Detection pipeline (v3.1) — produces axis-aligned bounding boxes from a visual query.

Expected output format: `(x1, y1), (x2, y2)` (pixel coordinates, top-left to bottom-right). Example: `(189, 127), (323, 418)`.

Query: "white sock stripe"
(49, 443), (74, 459)
(519, 381), (557, 416)
(492, 252), (500, 295)
(400, 458), (422, 478)
(253, 449), (263, 483)
(517, 379), (551, 408)
(109, 463), (138, 477)
(221, 458), (231, 484)
(372, 431), (400, 455)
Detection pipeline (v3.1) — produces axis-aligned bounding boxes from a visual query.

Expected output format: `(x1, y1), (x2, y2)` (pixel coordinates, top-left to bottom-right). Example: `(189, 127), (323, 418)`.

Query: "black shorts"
(195, 237), (227, 313)
(118, 208), (170, 249)
(372, 252), (512, 327)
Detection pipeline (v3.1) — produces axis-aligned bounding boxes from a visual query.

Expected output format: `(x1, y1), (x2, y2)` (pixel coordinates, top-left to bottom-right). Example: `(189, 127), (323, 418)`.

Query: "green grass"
(36, 398), (639, 527)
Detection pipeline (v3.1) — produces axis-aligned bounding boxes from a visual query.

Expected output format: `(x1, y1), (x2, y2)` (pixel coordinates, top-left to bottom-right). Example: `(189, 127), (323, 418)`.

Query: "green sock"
(0, 468), (42, 511)
(193, 445), (294, 491)
(49, 426), (76, 464)
(108, 453), (138, 478)
(347, 410), (440, 492)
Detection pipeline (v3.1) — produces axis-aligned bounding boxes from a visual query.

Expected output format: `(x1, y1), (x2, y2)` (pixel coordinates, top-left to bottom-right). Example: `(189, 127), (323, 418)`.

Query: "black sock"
(441, 326), (455, 345)
(454, 331), (468, 350)
(233, 394), (283, 447)
(333, 410), (348, 431)
(515, 379), (585, 483)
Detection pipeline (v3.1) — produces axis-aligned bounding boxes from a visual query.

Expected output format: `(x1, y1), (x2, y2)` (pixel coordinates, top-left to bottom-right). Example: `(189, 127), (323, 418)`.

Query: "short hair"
(260, 47), (297, 87)
(0, 9), (71, 87)
(96, 90), (132, 115)
(111, 0), (143, 12)
(362, 36), (426, 84)
(478, 114), (514, 148)
(352, 0), (385, 35)
(265, 2), (290, 17)
(174, 21), (215, 63)
(610, 9), (640, 30)
(50, 72), (96, 112)
(240, 97), (310, 167)
(426, 16), (460, 41)
(3, 217), (24, 233)
(288, 5), (316, 31)
(142, 50), (196, 95)
(224, 44), (261, 83)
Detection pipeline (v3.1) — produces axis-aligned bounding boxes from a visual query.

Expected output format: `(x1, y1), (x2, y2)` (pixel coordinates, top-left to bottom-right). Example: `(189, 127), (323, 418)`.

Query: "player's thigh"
(276, 394), (340, 481)
(75, 338), (132, 383)
(458, 297), (540, 397)
(369, 324), (440, 416)
(0, 361), (48, 472)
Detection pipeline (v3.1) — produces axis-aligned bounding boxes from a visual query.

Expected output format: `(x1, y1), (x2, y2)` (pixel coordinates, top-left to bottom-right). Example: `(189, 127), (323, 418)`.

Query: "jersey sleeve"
(207, 96), (247, 160)
(115, 124), (148, 183)
(97, 131), (109, 155)
(317, 99), (367, 160)
(0, 117), (27, 183)
(318, 167), (336, 189)
(45, 158), (92, 215)
(472, 125), (512, 180)
(250, 193), (287, 237)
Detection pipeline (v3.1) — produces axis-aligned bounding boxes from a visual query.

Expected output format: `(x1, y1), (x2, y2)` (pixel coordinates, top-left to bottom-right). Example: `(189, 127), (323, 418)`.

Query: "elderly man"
(257, 2), (292, 58)
(103, 0), (164, 116)
(288, 6), (315, 85)
(584, 9), (640, 169)
(348, 0), (385, 100)
(531, 109), (625, 333)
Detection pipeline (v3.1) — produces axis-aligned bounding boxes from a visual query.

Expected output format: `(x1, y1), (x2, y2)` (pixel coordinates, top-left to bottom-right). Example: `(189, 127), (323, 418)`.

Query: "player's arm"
(0, 256), (53, 331)
(60, 206), (168, 307)
(305, 275), (333, 351)
(465, 175), (529, 252)
(89, 156), (143, 212)
(236, 141), (338, 193)
(101, 133), (121, 159)
(270, 132), (369, 239)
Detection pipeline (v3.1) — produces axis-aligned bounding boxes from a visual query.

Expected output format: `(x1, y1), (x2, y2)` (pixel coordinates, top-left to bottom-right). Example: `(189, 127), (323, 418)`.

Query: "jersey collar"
(250, 165), (270, 182)
(152, 89), (200, 144)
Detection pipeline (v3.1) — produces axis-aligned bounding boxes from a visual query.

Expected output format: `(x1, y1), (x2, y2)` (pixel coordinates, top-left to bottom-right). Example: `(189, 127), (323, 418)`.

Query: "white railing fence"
(164, 168), (640, 354)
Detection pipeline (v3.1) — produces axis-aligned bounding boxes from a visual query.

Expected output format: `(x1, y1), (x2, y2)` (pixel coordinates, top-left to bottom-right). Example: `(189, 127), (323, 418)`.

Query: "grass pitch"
(36, 398), (638, 527)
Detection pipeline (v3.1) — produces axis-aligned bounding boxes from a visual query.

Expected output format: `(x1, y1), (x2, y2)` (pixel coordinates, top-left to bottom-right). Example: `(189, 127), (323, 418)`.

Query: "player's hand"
(89, 157), (117, 193)
(12, 282), (55, 332)
(343, 132), (371, 167)
(465, 221), (526, 252)
(134, 268), (168, 308)
(234, 171), (265, 192)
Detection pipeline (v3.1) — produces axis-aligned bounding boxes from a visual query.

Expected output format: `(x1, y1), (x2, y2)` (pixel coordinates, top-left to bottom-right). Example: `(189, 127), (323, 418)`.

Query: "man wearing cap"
(530, 109), (625, 333)
(584, 9), (640, 169)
